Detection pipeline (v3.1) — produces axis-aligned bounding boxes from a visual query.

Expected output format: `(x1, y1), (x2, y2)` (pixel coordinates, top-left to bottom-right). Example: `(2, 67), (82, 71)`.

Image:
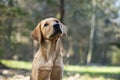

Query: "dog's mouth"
(49, 30), (62, 38)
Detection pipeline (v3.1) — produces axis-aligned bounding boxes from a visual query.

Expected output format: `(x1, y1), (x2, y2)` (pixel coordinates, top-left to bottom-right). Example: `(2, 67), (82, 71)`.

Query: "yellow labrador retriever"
(31, 18), (67, 80)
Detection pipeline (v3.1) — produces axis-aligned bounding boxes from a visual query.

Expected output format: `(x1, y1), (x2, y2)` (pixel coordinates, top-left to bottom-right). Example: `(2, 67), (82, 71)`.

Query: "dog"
(31, 17), (67, 80)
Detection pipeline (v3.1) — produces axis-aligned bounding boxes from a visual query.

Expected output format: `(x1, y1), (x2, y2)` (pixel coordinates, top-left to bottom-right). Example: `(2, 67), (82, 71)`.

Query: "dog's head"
(31, 18), (67, 42)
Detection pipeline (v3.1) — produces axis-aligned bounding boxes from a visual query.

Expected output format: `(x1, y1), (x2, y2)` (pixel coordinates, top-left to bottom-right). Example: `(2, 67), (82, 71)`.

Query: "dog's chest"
(33, 51), (57, 69)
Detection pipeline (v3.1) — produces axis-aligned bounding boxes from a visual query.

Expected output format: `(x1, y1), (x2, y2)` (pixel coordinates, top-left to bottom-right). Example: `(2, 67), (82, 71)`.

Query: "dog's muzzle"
(49, 23), (62, 39)
(53, 24), (62, 34)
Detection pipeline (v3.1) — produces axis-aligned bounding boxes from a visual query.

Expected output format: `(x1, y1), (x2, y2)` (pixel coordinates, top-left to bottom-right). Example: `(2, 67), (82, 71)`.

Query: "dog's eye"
(44, 23), (48, 27)
(55, 20), (59, 23)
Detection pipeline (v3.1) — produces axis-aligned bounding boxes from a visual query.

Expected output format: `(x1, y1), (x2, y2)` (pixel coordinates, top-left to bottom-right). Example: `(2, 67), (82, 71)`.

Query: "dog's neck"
(40, 38), (60, 61)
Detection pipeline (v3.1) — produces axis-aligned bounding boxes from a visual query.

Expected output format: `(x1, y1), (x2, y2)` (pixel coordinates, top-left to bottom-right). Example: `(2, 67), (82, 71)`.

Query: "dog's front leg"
(50, 66), (63, 80)
(38, 69), (51, 80)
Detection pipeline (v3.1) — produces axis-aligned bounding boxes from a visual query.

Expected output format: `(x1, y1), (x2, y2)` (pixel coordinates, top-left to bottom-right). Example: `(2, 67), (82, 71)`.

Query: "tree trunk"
(86, 0), (96, 64)
(60, 0), (65, 23)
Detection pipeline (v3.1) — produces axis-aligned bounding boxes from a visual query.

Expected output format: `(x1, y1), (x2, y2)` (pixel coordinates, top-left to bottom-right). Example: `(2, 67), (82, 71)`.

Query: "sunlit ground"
(1, 59), (120, 80)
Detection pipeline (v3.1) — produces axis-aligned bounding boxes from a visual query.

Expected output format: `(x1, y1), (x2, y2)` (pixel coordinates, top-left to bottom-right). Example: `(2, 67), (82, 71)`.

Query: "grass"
(0, 59), (31, 69)
(1, 59), (120, 73)
(64, 65), (120, 74)
(64, 65), (120, 80)
(1, 59), (120, 80)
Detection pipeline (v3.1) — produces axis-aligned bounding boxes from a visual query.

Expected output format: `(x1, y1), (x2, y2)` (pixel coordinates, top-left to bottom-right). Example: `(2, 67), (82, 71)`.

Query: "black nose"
(53, 24), (61, 32)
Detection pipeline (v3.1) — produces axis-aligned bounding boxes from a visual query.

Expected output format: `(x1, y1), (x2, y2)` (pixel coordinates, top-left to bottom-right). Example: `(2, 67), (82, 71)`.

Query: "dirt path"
(0, 63), (31, 80)
(0, 68), (31, 80)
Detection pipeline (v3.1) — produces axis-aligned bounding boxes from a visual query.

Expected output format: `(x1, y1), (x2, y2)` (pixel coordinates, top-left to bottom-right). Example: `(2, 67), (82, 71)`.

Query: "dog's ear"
(31, 23), (41, 42)
(60, 23), (68, 37)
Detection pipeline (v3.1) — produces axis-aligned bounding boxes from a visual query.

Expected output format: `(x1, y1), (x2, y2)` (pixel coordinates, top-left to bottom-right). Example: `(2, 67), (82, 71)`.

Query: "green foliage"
(0, 0), (120, 65)
(0, 46), (4, 58)
(111, 46), (120, 65)
(0, 0), (32, 59)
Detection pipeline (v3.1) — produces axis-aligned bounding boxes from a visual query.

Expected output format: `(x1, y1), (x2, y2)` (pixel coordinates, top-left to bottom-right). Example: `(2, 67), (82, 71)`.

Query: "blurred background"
(0, 0), (120, 80)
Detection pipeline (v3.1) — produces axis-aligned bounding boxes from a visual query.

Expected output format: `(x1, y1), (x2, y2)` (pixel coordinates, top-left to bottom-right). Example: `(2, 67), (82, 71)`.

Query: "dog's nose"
(53, 24), (61, 32)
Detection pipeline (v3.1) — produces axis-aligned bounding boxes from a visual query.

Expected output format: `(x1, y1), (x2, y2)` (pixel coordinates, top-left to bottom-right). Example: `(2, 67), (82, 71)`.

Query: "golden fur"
(31, 18), (67, 80)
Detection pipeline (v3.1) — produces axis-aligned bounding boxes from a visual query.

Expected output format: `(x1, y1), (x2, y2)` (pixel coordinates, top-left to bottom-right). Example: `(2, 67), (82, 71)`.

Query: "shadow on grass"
(64, 70), (120, 80)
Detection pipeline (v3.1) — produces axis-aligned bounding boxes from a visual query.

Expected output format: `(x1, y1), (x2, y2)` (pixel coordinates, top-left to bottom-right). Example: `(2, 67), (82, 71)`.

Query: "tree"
(87, 0), (96, 64)
(60, 0), (65, 23)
